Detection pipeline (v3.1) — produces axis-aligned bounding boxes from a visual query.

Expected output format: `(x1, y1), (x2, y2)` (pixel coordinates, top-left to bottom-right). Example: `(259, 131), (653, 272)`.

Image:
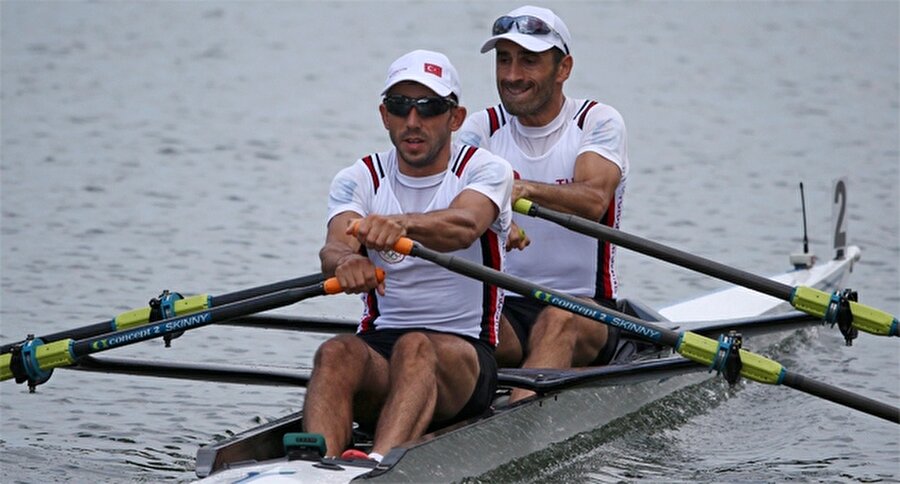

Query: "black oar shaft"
(782, 371), (899, 423)
(72, 284), (329, 357)
(70, 356), (311, 387)
(527, 204), (794, 301)
(1, 272), (325, 355)
(406, 242), (683, 348)
(218, 315), (357, 334)
(210, 273), (325, 306)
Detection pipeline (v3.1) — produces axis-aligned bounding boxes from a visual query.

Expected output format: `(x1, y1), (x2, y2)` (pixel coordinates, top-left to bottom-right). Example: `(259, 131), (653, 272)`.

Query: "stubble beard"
(393, 129), (451, 172)
(498, 67), (559, 120)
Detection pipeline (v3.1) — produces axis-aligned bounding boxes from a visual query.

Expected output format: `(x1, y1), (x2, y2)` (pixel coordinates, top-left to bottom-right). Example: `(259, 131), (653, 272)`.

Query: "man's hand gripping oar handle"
(0, 272), (382, 389)
(513, 198), (898, 339)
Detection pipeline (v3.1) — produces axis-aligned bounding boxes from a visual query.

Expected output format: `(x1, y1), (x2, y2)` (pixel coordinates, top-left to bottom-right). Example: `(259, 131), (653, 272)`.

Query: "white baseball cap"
(480, 5), (572, 55)
(381, 49), (462, 99)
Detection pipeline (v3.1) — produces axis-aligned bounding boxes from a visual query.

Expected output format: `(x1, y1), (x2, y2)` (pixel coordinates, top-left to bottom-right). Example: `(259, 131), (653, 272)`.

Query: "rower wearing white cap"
(305, 49), (513, 461)
(460, 5), (631, 403)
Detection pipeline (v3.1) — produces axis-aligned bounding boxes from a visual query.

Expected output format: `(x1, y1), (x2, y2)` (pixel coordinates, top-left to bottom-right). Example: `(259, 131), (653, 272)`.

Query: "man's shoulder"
(459, 103), (510, 145)
(566, 98), (625, 126)
(332, 150), (396, 188)
(453, 142), (512, 169)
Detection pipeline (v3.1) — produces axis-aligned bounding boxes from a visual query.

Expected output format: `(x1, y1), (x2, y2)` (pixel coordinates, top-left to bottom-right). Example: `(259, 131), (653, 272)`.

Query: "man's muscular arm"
(513, 151), (621, 221)
(353, 189), (500, 253)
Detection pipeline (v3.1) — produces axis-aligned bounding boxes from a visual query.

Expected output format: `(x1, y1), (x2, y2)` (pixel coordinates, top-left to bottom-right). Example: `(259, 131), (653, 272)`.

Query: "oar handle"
(323, 269), (386, 294)
(347, 220), (415, 256)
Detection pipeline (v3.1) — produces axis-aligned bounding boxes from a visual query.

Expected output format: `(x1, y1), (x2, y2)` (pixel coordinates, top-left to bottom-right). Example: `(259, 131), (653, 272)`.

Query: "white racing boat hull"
(194, 247), (859, 483)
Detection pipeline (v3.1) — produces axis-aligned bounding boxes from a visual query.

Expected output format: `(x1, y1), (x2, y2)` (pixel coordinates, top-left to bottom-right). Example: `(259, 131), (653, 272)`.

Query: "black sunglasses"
(492, 15), (569, 55)
(383, 94), (457, 118)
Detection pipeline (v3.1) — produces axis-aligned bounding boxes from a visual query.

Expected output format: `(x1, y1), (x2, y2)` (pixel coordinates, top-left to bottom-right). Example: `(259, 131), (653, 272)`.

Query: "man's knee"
(313, 335), (365, 368)
(391, 332), (437, 365)
(496, 319), (523, 367)
(533, 308), (577, 337)
(532, 309), (607, 348)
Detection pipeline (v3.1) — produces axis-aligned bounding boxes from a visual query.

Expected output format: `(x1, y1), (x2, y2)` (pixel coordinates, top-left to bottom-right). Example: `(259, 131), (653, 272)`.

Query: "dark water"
(1, 1), (897, 482)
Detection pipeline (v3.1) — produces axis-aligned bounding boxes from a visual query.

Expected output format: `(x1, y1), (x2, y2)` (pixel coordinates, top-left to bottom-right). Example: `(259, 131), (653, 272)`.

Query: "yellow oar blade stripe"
(792, 286), (898, 336)
(0, 353), (12, 381)
(677, 332), (785, 385)
(35, 339), (76, 372)
(849, 301), (899, 337)
(113, 294), (211, 331)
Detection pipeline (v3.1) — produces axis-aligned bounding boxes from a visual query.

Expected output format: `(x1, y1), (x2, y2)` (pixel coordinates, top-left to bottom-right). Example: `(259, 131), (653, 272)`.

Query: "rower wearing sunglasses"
(305, 50), (514, 462)
(459, 5), (631, 403)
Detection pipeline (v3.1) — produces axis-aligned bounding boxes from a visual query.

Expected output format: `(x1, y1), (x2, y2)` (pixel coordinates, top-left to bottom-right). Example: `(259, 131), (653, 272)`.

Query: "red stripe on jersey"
(454, 146), (478, 177)
(577, 101), (599, 130)
(487, 107), (500, 136)
(362, 155), (380, 193)
(595, 198), (616, 300)
(479, 230), (502, 346)
(359, 289), (380, 332)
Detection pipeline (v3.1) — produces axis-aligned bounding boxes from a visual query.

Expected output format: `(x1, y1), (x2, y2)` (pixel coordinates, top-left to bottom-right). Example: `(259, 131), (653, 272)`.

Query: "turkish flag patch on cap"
(424, 63), (443, 77)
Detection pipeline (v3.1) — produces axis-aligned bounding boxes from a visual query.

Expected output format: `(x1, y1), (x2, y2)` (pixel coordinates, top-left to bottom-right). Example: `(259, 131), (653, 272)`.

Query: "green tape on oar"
(512, 198), (534, 215)
(0, 353), (12, 381)
(113, 294), (211, 331)
(792, 287), (898, 337)
(676, 332), (785, 385)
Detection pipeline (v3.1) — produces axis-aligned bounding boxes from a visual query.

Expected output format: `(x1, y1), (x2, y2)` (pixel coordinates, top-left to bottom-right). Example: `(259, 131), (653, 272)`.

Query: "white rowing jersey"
(326, 143), (513, 346)
(459, 98), (628, 299)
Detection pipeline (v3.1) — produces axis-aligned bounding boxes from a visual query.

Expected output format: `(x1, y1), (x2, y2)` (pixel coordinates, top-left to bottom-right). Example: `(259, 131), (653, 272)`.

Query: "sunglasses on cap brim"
(492, 15), (569, 55)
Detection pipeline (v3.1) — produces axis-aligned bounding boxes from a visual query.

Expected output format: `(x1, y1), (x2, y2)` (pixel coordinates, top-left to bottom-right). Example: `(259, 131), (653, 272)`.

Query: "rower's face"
(379, 82), (465, 175)
(494, 40), (565, 119)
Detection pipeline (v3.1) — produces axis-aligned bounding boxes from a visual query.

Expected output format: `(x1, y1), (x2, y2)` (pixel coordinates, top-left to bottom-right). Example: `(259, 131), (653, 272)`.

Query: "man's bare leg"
(303, 334), (389, 456)
(369, 332), (481, 456)
(509, 306), (607, 403)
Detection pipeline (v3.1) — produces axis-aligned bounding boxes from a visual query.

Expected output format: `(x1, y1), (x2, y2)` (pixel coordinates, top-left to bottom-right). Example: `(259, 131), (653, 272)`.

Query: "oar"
(67, 312), (816, 390)
(68, 354), (695, 394)
(0, 272), (380, 390)
(0, 272), (326, 355)
(384, 236), (899, 423)
(69, 355), (312, 387)
(513, 199), (898, 340)
(218, 314), (358, 334)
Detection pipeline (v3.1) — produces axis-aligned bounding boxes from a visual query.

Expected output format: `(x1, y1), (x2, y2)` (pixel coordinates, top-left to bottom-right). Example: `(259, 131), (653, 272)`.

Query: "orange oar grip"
(393, 237), (414, 255)
(348, 219), (413, 256)
(322, 268), (386, 294)
(323, 278), (342, 294)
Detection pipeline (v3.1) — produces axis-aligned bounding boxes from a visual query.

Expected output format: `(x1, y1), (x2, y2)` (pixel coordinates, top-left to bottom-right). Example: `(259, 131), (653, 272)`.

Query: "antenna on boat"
(800, 182), (809, 254)
(790, 182), (816, 269)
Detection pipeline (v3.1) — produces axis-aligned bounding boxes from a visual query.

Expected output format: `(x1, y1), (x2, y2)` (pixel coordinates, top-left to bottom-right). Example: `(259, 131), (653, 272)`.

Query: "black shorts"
(502, 295), (621, 365)
(358, 328), (497, 425)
